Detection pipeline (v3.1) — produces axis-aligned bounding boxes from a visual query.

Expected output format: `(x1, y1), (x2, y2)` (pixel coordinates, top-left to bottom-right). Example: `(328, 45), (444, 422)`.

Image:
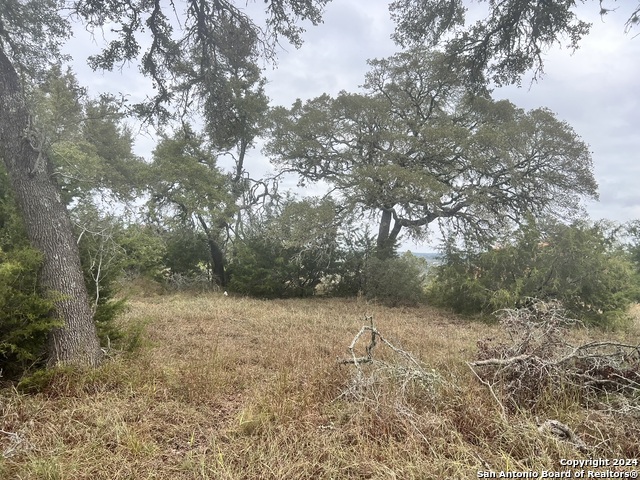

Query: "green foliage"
(74, 0), (329, 121)
(389, 0), (594, 87)
(622, 220), (640, 284)
(0, 0), (71, 78)
(0, 246), (59, 377)
(162, 227), (209, 277)
(363, 252), (428, 307)
(427, 221), (637, 326)
(228, 198), (339, 298)
(326, 227), (427, 306)
(266, 49), (597, 250)
(149, 127), (230, 218)
(117, 224), (167, 280)
(326, 227), (377, 297)
(29, 66), (143, 206)
(228, 235), (312, 298)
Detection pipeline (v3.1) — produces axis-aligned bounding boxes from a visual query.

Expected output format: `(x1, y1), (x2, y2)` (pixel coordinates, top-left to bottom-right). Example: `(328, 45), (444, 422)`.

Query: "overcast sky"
(66, 1), (640, 250)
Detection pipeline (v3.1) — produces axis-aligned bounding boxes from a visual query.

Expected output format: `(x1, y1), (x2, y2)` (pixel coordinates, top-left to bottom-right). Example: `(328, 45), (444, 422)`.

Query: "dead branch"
(339, 316), (378, 366)
(471, 299), (640, 415)
(538, 419), (588, 453)
(467, 361), (507, 421)
(1, 424), (34, 458)
(470, 354), (532, 367)
(335, 316), (449, 448)
(337, 316), (444, 404)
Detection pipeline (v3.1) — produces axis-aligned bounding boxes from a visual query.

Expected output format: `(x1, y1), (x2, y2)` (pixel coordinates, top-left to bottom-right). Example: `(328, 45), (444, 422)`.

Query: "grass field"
(1, 294), (639, 479)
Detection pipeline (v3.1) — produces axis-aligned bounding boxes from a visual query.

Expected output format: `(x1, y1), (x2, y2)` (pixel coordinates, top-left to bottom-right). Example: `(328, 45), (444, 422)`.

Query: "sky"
(65, 1), (640, 251)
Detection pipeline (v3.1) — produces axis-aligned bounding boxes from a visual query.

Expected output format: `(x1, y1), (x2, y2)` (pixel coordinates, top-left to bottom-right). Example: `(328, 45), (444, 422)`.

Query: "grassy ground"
(1, 294), (639, 479)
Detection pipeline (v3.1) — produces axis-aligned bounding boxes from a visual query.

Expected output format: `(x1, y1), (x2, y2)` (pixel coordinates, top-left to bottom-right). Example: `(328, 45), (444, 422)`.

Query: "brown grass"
(1, 294), (639, 479)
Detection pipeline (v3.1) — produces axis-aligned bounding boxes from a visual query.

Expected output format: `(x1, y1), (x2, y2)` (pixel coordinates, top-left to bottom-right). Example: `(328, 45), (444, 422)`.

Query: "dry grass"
(1, 294), (639, 479)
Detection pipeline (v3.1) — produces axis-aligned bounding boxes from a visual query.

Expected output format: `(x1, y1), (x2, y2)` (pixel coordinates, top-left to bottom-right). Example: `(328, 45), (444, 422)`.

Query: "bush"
(427, 220), (637, 326)
(0, 246), (59, 379)
(326, 228), (428, 306)
(228, 234), (326, 298)
(325, 228), (376, 297)
(228, 198), (339, 298)
(117, 224), (167, 280)
(162, 227), (209, 277)
(362, 253), (428, 307)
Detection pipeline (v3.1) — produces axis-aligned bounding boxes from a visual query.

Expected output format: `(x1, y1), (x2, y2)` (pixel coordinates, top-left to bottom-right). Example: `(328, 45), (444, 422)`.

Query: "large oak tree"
(266, 49), (598, 255)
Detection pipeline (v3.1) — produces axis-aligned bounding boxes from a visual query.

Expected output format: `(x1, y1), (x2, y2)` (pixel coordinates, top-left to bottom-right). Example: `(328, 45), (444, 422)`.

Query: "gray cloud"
(492, 7), (640, 224)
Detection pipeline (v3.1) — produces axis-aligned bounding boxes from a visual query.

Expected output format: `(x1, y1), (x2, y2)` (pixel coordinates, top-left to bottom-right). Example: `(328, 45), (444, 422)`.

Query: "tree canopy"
(266, 49), (598, 253)
(389, 0), (640, 86)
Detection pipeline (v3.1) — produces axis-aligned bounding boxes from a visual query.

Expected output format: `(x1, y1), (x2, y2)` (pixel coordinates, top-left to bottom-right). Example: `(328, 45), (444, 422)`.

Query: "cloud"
(491, 7), (640, 224)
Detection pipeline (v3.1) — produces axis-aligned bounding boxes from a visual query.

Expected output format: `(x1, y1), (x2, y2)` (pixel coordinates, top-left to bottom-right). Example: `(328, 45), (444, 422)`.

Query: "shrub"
(228, 198), (339, 298)
(362, 252), (428, 307)
(427, 220), (637, 326)
(162, 227), (209, 277)
(0, 246), (59, 378)
(228, 234), (325, 298)
(325, 228), (377, 297)
(117, 224), (167, 280)
(326, 228), (428, 306)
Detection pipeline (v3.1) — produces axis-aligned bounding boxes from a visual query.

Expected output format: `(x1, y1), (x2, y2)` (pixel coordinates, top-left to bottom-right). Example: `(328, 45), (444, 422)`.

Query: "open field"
(1, 294), (639, 479)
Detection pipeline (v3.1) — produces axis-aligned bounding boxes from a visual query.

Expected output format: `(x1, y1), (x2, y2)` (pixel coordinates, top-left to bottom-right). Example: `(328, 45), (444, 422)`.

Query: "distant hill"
(406, 251), (440, 261)
(405, 252), (442, 272)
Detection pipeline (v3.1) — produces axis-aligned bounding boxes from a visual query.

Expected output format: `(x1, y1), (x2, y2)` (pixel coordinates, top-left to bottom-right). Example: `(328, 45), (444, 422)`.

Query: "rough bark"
(0, 50), (103, 367)
(197, 214), (227, 287)
(376, 208), (395, 258)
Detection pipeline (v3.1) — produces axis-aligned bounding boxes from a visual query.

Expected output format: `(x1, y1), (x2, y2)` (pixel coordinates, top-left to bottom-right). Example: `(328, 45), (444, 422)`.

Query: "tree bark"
(196, 214), (227, 287)
(0, 50), (102, 367)
(376, 208), (395, 258)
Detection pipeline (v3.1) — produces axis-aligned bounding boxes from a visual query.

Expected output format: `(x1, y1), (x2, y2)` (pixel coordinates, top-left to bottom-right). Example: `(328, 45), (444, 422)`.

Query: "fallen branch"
(472, 299), (640, 414)
(339, 317), (377, 366)
(470, 354), (532, 367)
(467, 361), (507, 421)
(337, 316), (443, 403)
(538, 419), (588, 453)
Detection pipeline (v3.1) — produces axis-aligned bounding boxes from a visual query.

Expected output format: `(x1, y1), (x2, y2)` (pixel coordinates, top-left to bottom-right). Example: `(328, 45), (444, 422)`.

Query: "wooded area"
(1, 1), (639, 477)
(0, 0), (639, 371)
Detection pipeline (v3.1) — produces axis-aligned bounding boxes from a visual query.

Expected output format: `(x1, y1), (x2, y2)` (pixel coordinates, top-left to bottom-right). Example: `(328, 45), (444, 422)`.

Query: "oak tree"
(266, 49), (598, 256)
(147, 126), (232, 286)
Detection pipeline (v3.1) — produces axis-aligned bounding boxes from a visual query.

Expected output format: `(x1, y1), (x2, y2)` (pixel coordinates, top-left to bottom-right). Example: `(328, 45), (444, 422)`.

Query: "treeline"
(2, 0), (639, 375)
(1, 56), (635, 378)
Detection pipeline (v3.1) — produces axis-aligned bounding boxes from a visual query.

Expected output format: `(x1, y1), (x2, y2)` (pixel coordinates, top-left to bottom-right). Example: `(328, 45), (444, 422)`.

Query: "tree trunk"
(208, 238), (227, 287)
(196, 214), (227, 287)
(376, 208), (396, 258)
(0, 50), (102, 367)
